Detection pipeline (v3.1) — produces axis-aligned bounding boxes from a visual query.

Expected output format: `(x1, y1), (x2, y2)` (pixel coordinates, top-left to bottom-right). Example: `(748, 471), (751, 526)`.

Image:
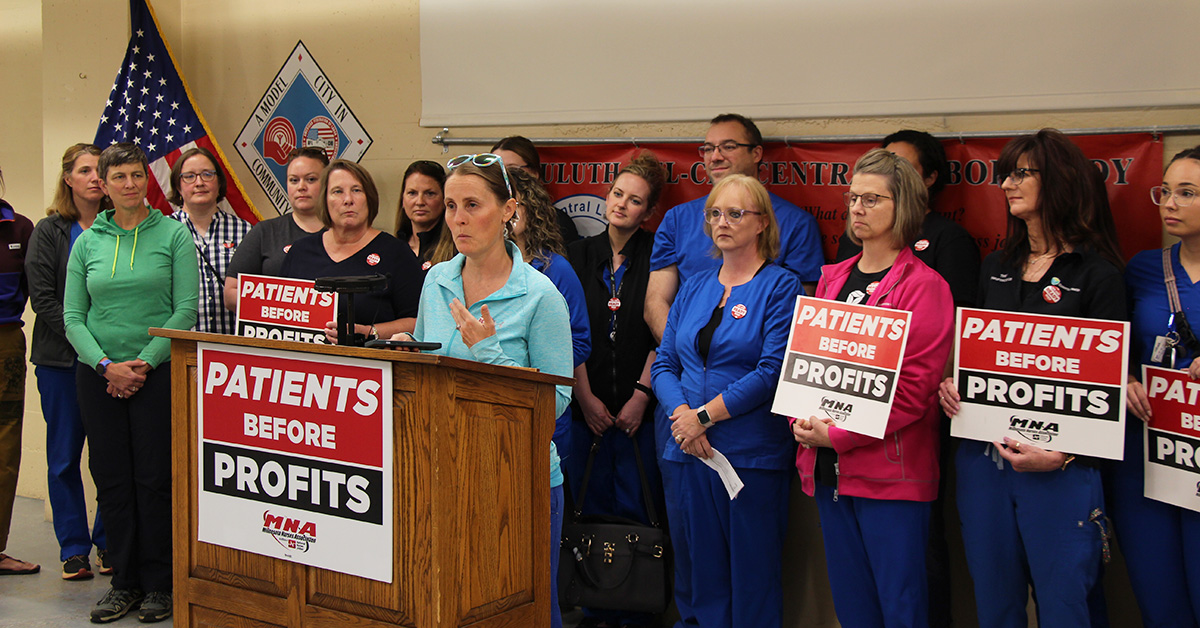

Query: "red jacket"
(795, 247), (954, 502)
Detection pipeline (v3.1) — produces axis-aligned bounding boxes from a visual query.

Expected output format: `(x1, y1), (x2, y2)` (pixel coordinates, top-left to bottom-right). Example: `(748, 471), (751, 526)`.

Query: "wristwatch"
(697, 405), (712, 427)
(95, 358), (112, 376)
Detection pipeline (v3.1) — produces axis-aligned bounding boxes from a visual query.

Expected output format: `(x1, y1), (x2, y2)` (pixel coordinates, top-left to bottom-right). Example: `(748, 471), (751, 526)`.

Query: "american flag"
(94, 0), (260, 223)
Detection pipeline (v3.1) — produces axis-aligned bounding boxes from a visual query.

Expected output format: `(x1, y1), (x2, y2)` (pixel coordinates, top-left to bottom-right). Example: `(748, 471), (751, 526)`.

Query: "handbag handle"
(574, 433), (663, 528)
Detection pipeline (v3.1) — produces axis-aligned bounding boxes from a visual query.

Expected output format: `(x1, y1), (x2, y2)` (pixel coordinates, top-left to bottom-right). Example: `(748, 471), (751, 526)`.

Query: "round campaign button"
(1042, 285), (1062, 303)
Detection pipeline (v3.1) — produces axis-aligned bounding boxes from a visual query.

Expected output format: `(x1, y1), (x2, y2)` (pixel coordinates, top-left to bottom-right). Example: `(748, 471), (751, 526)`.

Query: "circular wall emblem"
(366, 253), (380, 266)
(303, 116), (340, 161)
(555, 194), (608, 238)
(264, 117), (296, 166)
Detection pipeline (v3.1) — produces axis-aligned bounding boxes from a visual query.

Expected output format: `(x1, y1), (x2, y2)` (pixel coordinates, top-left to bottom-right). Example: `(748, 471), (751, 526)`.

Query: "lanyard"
(606, 260), (626, 342)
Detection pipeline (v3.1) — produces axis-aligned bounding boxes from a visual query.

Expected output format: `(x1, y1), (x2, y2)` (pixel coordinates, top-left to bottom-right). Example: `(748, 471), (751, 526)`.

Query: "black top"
(556, 210), (580, 246)
(837, 210), (980, 307)
(228, 213), (323, 279)
(280, 231), (423, 326)
(568, 228), (655, 412)
(396, 220), (443, 264)
(835, 265), (891, 305)
(977, 248), (1125, 320)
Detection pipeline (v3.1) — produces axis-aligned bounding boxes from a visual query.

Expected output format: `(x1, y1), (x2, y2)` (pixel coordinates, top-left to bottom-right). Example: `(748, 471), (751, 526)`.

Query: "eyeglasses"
(180, 170), (217, 184)
(1151, 185), (1199, 208)
(447, 153), (513, 199)
(843, 192), (892, 209)
(1000, 168), (1040, 185)
(705, 207), (762, 224)
(698, 141), (755, 157)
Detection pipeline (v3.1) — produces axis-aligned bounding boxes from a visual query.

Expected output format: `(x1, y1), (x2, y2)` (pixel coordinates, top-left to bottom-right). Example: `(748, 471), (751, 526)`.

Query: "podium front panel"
(167, 333), (557, 628)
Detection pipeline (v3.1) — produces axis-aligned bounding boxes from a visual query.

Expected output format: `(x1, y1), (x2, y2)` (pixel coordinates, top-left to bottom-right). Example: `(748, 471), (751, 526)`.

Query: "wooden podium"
(155, 329), (570, 628)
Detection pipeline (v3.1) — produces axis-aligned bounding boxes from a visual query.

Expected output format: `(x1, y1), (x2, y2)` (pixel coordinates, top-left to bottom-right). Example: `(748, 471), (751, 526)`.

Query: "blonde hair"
(702, 174), (780, 261)
(48, 143), (104, 219)
(845, 148), (927, 249)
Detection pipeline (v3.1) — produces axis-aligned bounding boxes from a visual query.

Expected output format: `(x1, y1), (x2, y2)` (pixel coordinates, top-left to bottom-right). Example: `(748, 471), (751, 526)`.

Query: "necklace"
(1023, 250), (1058, 282)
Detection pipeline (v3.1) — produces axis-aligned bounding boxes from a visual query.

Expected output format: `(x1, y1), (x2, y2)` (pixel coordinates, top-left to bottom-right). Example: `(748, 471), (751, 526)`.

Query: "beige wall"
(7, 1), (1200, 625)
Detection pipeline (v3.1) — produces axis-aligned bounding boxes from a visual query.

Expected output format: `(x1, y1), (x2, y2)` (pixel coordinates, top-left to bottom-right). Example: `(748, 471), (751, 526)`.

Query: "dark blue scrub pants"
(956, 440), (1105, 628)
(1108, 422), (1200, 628)
(814, 483), (931, 628)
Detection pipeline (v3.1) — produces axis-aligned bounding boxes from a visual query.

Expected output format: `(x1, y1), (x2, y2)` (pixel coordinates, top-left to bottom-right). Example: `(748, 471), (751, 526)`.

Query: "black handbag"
(558, 434), (671, 613)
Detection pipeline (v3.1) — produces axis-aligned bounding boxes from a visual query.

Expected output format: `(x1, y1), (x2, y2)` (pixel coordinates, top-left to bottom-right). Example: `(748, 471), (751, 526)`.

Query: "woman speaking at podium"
(395, 152), (573, 628)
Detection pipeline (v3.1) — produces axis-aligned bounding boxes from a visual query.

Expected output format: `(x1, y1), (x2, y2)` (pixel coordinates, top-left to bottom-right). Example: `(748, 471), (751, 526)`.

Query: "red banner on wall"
(540, 134), (1162, 263)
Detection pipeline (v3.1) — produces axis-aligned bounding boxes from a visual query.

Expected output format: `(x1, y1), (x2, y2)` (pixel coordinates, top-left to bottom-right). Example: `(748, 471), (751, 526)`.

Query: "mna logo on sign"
(235, 41), (372, 215)
(1008, 415), (1059, 444)
(819, 397), (853, 423)
(262, 511), (317, 553)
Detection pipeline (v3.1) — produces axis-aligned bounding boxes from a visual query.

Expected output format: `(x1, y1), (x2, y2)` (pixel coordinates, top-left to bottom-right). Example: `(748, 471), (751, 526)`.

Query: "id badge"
(1152, 335), (1170, 364)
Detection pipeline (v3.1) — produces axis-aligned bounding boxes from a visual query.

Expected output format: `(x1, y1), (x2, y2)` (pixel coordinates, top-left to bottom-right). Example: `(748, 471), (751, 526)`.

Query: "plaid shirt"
(171, 209), (251, 334)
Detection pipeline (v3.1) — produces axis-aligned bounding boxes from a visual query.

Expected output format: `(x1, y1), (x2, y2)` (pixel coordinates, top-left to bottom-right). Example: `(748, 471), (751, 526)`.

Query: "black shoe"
(91, 587), (144, 623)
(138, 591), (173, 623)
(96, 549), (115, 575)
(62, 555), (94, 581)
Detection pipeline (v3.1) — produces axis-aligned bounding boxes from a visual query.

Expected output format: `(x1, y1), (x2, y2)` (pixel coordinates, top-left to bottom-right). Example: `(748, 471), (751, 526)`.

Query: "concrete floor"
(0, 495), (592, 627)
(0, 496), (173, 627)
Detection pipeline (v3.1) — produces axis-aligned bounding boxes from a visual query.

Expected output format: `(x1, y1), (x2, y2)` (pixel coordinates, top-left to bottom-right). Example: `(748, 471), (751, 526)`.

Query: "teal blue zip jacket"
(414, 242), (573, 487)
(64, 208), (199, 369)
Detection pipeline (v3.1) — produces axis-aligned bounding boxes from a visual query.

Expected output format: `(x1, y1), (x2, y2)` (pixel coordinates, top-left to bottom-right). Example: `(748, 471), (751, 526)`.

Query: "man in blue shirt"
(645, 113), (821, 341)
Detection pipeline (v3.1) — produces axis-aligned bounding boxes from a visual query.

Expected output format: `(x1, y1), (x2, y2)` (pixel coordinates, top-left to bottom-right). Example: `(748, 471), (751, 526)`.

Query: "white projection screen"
(420, 0), (1200, 127)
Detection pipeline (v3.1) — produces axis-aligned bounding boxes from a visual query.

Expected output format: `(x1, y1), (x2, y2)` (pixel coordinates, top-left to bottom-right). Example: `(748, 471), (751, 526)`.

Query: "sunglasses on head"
(447, 153), (513, 199)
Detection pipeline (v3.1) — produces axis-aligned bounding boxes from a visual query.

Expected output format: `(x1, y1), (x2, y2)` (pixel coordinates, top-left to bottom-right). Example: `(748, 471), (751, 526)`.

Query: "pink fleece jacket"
(795, 247), (954, 502)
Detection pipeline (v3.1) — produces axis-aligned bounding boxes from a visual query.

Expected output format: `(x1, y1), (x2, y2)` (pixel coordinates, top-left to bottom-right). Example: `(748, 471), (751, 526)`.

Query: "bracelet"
(1061, 455), (1077, 471)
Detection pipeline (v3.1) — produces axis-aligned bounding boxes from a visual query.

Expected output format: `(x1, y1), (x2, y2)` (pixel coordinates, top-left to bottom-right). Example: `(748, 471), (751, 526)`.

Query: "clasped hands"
(105, 359), (149, 399)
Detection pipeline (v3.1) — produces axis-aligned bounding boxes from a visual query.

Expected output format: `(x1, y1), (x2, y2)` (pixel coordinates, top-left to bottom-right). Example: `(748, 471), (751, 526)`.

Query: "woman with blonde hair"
(793, 148), (953, 628)
(652, 174), (802, 628)
(26, 143), (110, 580)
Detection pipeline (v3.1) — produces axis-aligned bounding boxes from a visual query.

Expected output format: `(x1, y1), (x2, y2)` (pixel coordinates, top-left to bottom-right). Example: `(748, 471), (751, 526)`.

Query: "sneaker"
(138, 591), (173, 623)
(96, 549), (114, 575)
(62, 555), (94, 580)
(90, 587), (144, 623)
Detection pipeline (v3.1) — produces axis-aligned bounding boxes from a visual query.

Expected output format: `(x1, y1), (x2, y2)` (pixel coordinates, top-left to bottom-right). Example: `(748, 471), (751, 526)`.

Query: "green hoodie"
(64, 208), (199, 368)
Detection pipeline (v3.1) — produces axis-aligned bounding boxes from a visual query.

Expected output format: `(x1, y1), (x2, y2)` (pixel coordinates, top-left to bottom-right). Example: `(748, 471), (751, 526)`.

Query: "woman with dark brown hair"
(939, 129), (1125, 628)
(507, 166), (590, 459)
(393, 159), (446, 267)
